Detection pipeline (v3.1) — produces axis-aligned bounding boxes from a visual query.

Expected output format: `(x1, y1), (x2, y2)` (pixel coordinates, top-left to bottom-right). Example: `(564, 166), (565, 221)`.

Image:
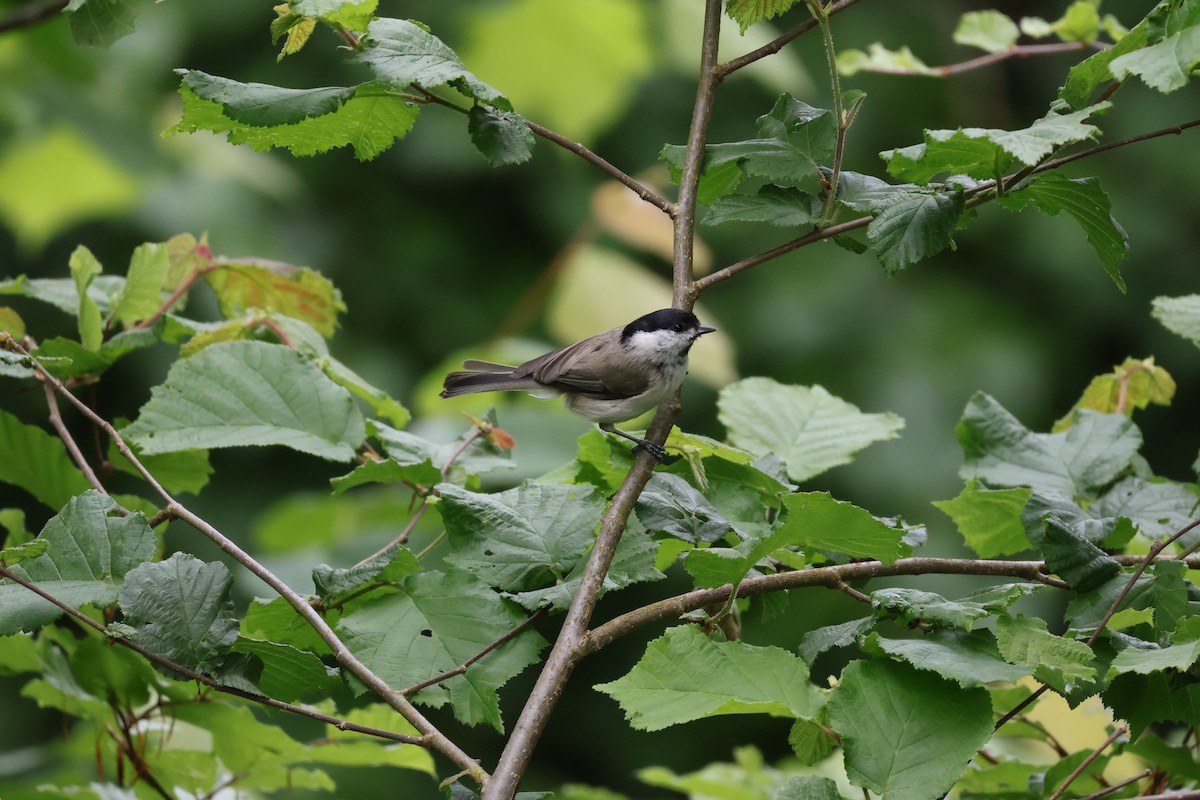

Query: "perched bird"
(440, 308), (716, 459)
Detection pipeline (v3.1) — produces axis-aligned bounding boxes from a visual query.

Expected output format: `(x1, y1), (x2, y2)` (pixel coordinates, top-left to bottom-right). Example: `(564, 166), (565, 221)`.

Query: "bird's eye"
(673, 323), (685, 332)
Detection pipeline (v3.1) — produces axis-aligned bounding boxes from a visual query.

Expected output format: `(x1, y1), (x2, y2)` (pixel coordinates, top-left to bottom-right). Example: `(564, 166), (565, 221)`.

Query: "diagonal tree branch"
(0, 0), (66, 35)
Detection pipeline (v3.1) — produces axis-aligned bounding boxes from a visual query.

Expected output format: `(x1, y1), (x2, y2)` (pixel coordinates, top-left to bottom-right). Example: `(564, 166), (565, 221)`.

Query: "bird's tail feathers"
(440, 369), (555, 398)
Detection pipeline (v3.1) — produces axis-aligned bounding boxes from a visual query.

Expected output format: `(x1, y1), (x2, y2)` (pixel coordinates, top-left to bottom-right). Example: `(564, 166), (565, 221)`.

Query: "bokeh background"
(1, 0), (1198, 795)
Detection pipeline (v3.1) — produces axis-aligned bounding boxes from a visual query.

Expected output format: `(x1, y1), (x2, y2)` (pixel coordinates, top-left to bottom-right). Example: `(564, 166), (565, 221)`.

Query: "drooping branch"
(853, 41), (1097, 78)
(717, 0), (866, 80)
(0, 0), (66, 35)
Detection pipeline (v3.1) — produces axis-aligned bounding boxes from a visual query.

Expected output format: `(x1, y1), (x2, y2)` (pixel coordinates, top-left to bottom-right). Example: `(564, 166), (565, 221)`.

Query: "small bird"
(440, 308), (717, 460)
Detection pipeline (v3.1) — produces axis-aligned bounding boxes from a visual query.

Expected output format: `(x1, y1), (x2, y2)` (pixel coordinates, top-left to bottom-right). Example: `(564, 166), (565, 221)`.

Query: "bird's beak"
(697, 325), (717, 336)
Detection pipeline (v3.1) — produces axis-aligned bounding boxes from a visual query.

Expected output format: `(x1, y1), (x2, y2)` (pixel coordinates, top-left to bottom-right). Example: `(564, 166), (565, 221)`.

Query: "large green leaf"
(1109, 24), (1200, 93)
(67, 0), (141, 47)
(230, 637), (340, 702)
(594, 625), (823, 731)
(702, 184), (822, 227)
(725, 0), (801, 33)
(866, 186), (965, 273)
(169, 82), (420, 162)
(439, 481), (605, 592)
(116, 552), (239, 673)
(109, 241), (171, 327)
(867, 630), (1031, 688)
(718, 378), (904, 482)
(0, 492), (156, 635)
(995, 614), (1096, 692)
(872, 584), (1041, 631)
(956, 393), (1141, 500)
(0, 410), (91, 510)
(336, 570), (545, 731)
(1153, 294), (1200, 345)
(954, 10), (1020, 53)
(635, 473), (734, 544)
(467, 106), (535, 166)
(179, 71), (358, 127)
(828, 660), (993, 800)
(998, 173), (1128, 290)
(934, 480), (1034, 557)
(203, 260), (345, 338)
(1034, 515), (1121, 592)
(511, 525), (663, 611)
(125, 340), (365, 461)
(357, 18), (507, 106)
(777, 491), (913, 564)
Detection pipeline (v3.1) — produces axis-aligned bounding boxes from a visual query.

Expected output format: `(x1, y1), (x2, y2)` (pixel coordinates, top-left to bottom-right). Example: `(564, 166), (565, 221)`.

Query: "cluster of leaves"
(4, 234), (1200, 798)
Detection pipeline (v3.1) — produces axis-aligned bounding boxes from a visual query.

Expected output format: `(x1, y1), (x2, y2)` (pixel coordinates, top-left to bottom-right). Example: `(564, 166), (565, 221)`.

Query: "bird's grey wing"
(516, 332), (650, 398)
(461, 360), (515, 373)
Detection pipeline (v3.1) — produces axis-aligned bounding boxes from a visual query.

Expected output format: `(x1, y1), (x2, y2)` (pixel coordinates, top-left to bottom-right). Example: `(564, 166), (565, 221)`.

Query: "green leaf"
(0, 409), (91, 509)
(837, 43), (938, 77)
(66, 0), (141, 47)
(828, 659), (993, 800)
(1060, 17), (1151, 108)
(108, 241), (170, 326)
(125, 341), (365, 461)
(203, 259), (344, 338)
(934, 480), (1033, 557)
(778, 491), (913, 564)
(1109, 24), (1200, 93)
(372, 419), (513, 481)
(0, 539), (49, 564)
(995, 614), (1096, 691)
(956, 393), (1142, 500)
(512, 524), (663, 611)
(1053, 357), (1175, 429)
(1153, 294), (1200, 345)
(719, 378), (904, 482)
(169, 82), (420, 162)
(1109, 639), (1200, 676)
(357, 18), (507, 106)
(635, 473), (734, 544)
(69, 245), (103, 352)
(884, 103), (1109, 182)
(292, 0), (378, 29)
(330, 457), (440, 494)
(999, 173), (1128, 290)
(1092, 477), (1199, 543)
(0, 492), (156, 635)
(702, 184), (822, 227)
(1052, 1), (1102, 42)
(438, 482), (604, 592)
(799, 617), (873, 664)
(594, 625), (823, 731)
(311, 546), (419, 600)
(179, 70), (357, 127)
(872, 584), (1041, 631)
(724, 0), (801, 33)
(1103, 671), (1200, 737)
(338, 570), (545, 731)
(954, 10), (1020, 53)
(1033, 515), (1121, 592)
(867, 630), (1032, 688)
(467, 106), (535, 166)
(230, 637), (339, 701)
(866, 187), (964, 273)
(117, 552), (239, 673)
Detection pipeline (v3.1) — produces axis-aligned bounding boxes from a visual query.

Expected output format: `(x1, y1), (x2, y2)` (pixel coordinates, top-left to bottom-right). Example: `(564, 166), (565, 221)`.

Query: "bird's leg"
(599, 423), (666, 462)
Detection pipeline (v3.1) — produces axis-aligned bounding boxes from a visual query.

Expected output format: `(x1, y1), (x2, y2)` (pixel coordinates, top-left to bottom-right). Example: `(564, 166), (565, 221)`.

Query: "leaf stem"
(805, 0), (846, 227)
(1046, 725), (1126, 800)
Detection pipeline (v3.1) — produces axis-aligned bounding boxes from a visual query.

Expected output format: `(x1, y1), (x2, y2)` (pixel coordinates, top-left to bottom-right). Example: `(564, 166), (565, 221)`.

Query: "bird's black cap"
(621, 308), (707, 340)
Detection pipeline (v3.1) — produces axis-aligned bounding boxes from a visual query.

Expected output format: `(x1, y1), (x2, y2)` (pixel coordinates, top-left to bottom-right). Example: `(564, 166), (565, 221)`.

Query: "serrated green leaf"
(125, 340), (365, 461)
(0, 409), (91, 509)
(719, 378), (904, 482)
(872, 584), (1040, 631)
(1061, 17), (1150, 108)
(179, 70), (358, 127)
(0, 492), (156, 635)
(635, 473), (733, 544)
(337, 570), (545, 731)
(357, 18), (507, 106)
(996, 614), (1096, 691)
(954, 10), (1020, 53)
(1104, 671), (1200, 737)
(1153, 294), (1200, 345)
(66, 0), (141, 47)
(512, 524), (663, 611)
(702, 184), (822, 227)
(934, 480), (1033, 557)
(724, 0), (801, 34)
(330, 457), (440, 494)
(828, 659), (993, 800)
(109, 241), (170, 326)
(837, 43), (937, 77)
(230, 637), (339, 701)
(169, 82), (420, 162)
(868, 630), (1031, 687)
(0, 539), (49, 564)
(1109, 639), (1200, 676)
(1092, 477), (1199, 542)
(777, 491), (912, 564)
(867, 187), (964, 272)
(884, 103), (1109, 182)
(957, 393), (1142, 500)
(999, 172), (1128, 290)
(371, 419), (513, 481)
(1053, 357), (1175, 429)
(34, 329), (157, 379)
(439, 482), (604, 592)
(118, 552), (238, 673)
(68, 245), (103, 352)
(594, 625), (823, 731)
(1053, 1), (1102, 42)
(311, 546), (419, 600)
(467, 106), (535, 166)
(1110, 23), (1200, 92)
(798, 617), (873, 664)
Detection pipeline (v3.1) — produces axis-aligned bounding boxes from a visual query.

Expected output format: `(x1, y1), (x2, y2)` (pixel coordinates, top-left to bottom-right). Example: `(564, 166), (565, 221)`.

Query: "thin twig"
(10, 345), (485, 781)
(856, 42), (1095, 78)
(1076, 771), (1151, 800)
(718, 0), (866, 79)
(402, 610), (547, 696)
(1046, 725), (1126, 800)
(0, 564), (424, 746)
(40, 378), (113, 501)
(134, 263), (213, 331)
(805, 0), (846, 227)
